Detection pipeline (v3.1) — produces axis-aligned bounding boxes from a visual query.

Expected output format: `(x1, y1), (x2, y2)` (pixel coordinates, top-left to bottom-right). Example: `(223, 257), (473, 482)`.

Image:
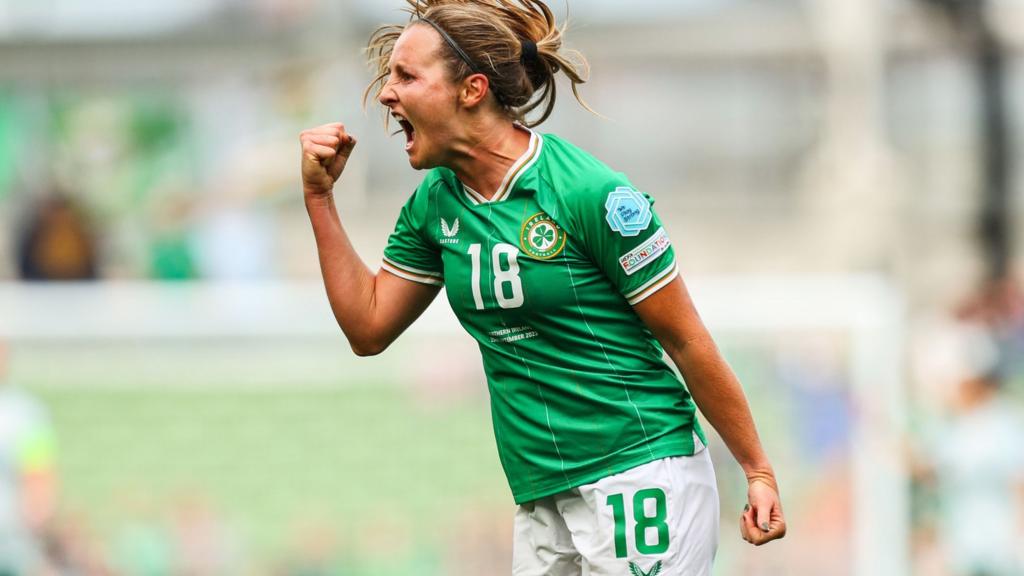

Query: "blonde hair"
(365, 0), (593, 128)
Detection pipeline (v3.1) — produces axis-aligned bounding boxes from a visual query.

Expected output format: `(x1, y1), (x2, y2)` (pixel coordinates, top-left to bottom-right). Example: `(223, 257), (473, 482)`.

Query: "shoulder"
(535, 134), (639, 229)
(538, 134), (632, 201)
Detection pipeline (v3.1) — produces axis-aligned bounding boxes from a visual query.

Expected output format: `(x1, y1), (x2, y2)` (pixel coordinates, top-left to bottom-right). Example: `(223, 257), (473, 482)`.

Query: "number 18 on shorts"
(512, 450), (720, 576)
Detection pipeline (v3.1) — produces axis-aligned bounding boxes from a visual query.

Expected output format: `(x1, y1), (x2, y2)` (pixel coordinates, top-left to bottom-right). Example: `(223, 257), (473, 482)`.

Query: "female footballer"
(299, 1), (786, 573)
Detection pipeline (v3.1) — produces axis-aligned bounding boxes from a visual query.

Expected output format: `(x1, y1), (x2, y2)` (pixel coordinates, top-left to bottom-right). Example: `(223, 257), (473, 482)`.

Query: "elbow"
(349, 337), (388, 357)
(339, 320), (390, 357)
(351, 344), (384, 357)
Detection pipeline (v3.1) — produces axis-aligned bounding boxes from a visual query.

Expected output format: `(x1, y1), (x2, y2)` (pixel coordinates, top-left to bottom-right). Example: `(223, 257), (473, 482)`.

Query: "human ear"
(460, 73), (491, 108)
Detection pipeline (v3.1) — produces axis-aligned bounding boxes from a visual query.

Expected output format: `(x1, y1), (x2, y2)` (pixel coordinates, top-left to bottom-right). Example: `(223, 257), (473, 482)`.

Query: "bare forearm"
(670, 336), (775, 482)
(305, 194), (381, 351)
(635, 278), (786, 543)
(299, 124), (439, 355)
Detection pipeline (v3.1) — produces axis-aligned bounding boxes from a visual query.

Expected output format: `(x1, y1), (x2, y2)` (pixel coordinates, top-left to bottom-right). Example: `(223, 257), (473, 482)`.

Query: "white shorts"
(512, 448), (720, 576)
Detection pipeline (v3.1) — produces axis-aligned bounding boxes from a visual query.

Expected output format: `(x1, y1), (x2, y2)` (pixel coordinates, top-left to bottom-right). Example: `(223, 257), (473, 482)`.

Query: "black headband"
(418, 17), (482, 75)
(417, 17), (538, 108)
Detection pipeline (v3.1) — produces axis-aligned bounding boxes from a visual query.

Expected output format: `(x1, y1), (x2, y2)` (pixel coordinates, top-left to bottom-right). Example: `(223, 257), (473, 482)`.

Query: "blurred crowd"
(14, 195), (100, 282)
(9, 190), (286, 283)
(909, 281), (1024, 576)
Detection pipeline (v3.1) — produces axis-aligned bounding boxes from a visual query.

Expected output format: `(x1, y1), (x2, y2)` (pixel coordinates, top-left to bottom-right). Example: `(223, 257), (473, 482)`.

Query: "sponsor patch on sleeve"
(605, 187), (653, 237)
(619, 227), (671, 276)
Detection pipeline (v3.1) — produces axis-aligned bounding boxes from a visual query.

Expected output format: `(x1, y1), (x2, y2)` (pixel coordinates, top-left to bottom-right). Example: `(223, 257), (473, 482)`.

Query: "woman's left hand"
(740, 478), (786, 545)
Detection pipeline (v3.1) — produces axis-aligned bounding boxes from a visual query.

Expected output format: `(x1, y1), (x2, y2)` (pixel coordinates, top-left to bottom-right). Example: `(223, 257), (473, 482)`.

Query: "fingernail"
(743, 504), (750, 512)
(760, 522), (769, 532)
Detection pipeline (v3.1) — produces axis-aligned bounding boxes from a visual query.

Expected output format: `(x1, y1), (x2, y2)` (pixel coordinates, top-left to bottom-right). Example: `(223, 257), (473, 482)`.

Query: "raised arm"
(633, 276), (787, 546)
(301, 122), (440, 356)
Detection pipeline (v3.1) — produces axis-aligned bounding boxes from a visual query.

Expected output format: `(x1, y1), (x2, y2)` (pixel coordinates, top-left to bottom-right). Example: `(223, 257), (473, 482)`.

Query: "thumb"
(755, 500), (771, 533)
(328, 136), (357, 177)
(342, 134), (357, 152)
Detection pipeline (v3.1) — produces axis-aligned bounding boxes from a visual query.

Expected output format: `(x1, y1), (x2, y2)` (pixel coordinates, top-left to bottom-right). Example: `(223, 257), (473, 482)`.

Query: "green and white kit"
(383, 128), (707, 504)
(512, 451), (719, 576)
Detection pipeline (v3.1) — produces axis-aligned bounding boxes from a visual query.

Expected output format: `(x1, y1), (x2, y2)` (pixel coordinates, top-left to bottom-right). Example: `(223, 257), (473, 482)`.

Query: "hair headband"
(418, 17), (482, 75)
(417, 16), (544, 70)
(417, 17), (539, 107)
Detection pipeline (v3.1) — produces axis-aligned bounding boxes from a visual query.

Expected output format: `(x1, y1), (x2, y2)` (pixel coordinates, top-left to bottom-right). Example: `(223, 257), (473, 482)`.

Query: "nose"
(378, 77), (398, 107)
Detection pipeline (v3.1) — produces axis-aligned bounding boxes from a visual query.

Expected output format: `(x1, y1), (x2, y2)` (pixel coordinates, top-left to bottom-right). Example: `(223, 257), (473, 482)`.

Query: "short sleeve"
(382, 188), (444, 287)
(578, 181), (678, 305)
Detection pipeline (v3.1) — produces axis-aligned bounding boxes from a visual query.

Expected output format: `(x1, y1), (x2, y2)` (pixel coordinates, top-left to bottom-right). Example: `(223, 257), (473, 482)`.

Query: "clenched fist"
(300, 123), (357, 199)
(739, 477), (786, 546)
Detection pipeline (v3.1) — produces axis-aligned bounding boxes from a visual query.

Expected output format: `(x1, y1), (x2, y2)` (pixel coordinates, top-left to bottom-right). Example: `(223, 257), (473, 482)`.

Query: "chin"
(407, 152), (437, 171)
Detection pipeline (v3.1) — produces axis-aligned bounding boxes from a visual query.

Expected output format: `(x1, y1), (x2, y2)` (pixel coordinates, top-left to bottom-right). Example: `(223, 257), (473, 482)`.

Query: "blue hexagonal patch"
(605, 187), (652, 237)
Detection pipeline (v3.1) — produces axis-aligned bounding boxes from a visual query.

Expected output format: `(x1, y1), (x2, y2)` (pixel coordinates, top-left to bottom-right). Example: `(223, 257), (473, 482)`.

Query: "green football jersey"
(382, 129), (706, 504)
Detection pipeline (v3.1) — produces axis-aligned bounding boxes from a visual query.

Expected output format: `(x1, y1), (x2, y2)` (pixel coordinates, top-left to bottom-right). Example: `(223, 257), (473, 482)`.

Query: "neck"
(446, 119), (530, 200)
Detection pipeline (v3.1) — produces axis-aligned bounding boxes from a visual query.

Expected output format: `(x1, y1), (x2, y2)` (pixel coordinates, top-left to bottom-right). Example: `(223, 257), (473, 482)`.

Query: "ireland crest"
(520, 212), (566, 260)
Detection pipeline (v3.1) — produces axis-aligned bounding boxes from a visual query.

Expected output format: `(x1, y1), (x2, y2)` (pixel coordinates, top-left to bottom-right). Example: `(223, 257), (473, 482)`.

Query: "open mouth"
(392, 112), (415, 151)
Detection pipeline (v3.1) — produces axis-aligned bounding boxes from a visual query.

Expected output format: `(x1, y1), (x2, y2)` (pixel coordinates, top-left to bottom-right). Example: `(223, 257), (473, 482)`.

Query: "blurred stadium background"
(1, 0), (1023, 575)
